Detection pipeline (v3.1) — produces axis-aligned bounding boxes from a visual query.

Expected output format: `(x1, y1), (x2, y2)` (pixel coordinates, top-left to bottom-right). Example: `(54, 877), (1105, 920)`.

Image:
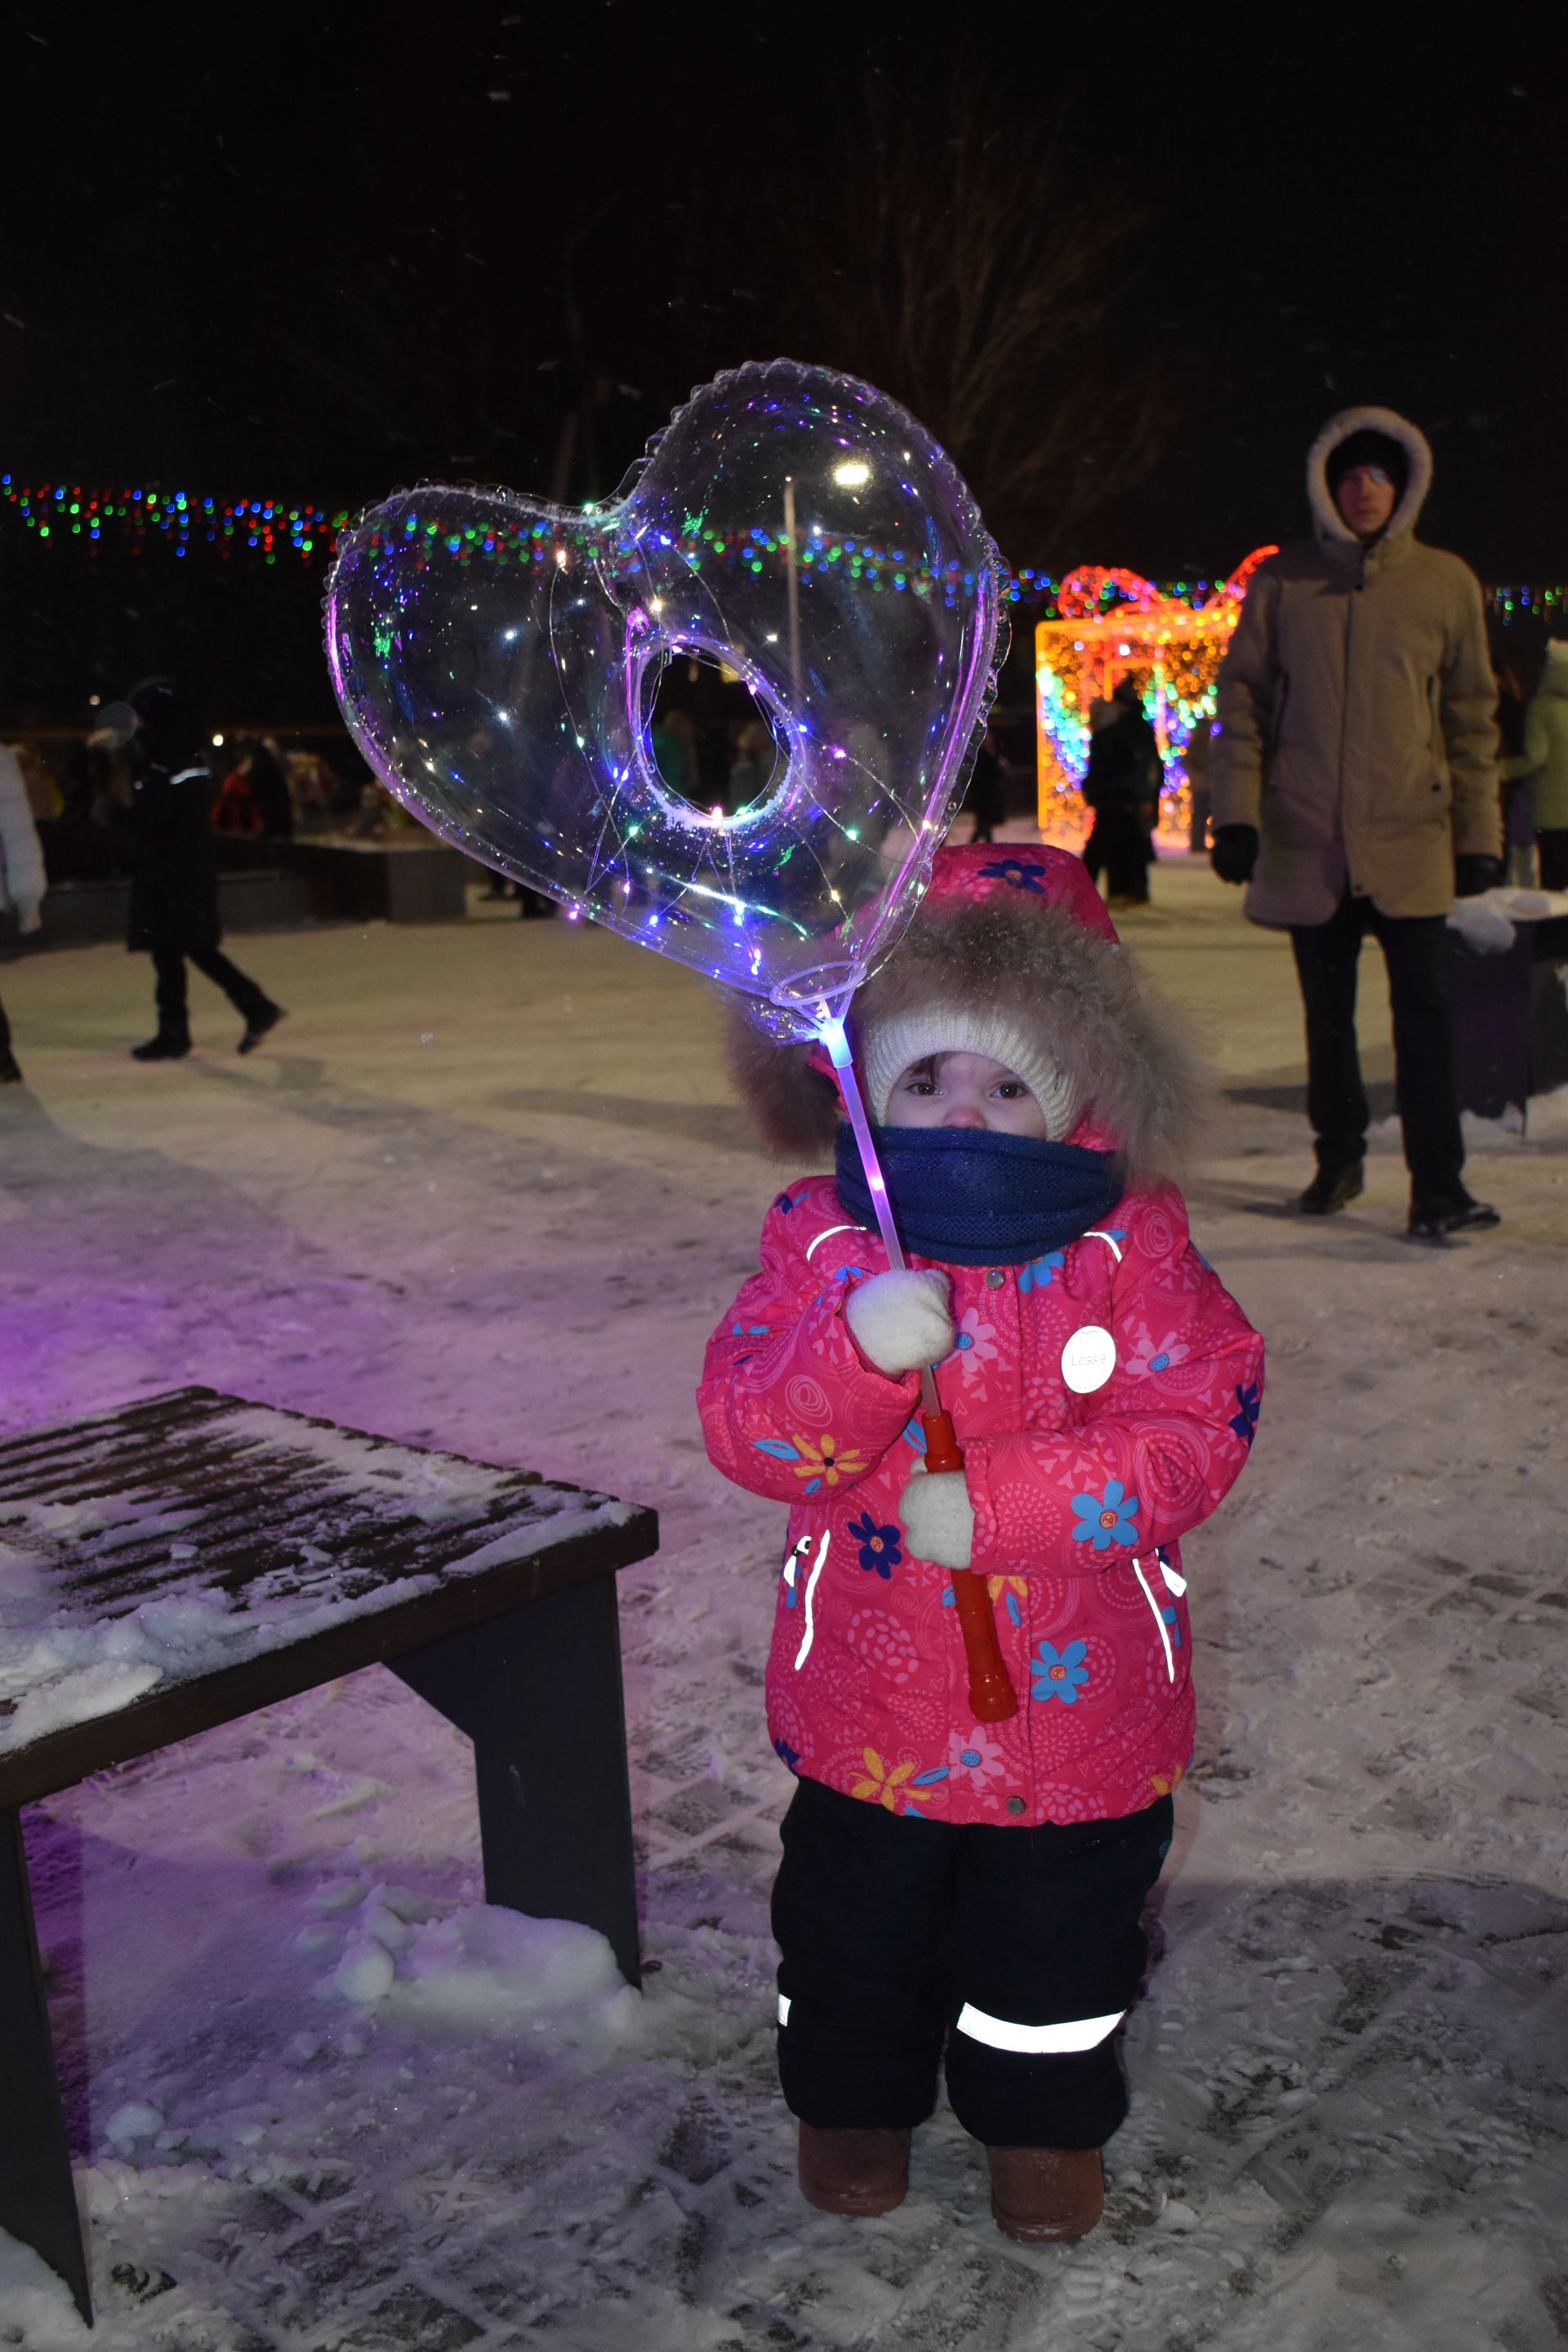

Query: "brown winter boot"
(986, 2144), (1104, 2243)
(797, 2123), (911, 2216)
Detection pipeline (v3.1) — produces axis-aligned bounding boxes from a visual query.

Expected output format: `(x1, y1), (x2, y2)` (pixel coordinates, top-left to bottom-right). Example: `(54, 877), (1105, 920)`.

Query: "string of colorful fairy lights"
(5, 474), (1558, 628)
(0, 476), (347, 564)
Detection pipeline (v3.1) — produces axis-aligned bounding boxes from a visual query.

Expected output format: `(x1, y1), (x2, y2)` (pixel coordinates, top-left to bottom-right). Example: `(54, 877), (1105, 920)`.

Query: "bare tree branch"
(780, 69), (1174, 565)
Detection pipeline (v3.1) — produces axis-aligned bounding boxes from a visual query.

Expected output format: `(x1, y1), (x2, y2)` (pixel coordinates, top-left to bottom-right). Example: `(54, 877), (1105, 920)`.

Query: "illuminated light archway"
(1035, 548), (1277, 842)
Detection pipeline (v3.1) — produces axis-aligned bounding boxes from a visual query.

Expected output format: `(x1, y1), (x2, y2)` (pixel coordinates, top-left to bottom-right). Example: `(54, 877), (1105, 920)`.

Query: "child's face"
(888, 1051), (1049, 1138)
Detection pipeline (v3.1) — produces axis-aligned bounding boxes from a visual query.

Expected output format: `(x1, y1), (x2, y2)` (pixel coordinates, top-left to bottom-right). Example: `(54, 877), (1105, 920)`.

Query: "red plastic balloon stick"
(920, 1401), (1018, 1722)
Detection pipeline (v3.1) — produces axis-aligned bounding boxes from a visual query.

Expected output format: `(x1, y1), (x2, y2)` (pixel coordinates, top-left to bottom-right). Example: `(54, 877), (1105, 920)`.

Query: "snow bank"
(315, 1880), (638, 2045)
(0, 2227), (90, 2348)
(388, 1904), (637, 2042)
(305, 1878), (746, 2076)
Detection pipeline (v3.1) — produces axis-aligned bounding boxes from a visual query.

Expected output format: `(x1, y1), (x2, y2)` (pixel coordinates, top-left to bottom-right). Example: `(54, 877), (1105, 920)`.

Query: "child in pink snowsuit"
(699, 844), (1263, 2241)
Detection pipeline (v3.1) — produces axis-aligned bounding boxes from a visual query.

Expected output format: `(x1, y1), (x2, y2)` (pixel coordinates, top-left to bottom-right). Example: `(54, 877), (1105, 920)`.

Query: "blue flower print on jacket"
(1031, 1639), (1089, 1704)
(1071, 1478), (1140, 1551)
(978, 857), (1049, 893)
(1230, 1382), (1261, 1448)
(1018, 1251), (1065, 1294)
(848, 1512), (902, 1579)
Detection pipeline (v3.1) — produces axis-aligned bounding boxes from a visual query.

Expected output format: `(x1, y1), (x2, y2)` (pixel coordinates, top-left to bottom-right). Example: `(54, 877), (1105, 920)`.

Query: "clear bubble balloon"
(326, 359), (1005, 1036)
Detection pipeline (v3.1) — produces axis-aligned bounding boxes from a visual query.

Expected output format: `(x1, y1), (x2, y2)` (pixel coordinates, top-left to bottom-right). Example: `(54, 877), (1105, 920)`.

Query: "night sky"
(2, 0), (1562, 723)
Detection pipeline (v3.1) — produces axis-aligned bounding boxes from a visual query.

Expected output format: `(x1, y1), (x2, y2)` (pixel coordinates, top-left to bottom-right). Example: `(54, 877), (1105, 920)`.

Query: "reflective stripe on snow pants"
(772, 1775), (1173, 2149)
(955, 2003), (1125, 2055)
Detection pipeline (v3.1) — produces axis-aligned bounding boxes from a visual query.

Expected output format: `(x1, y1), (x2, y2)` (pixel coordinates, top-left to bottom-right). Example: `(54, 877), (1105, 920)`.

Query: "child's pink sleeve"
(697, 1195), (919, 1503)
(964, 1192), (1264, 1577)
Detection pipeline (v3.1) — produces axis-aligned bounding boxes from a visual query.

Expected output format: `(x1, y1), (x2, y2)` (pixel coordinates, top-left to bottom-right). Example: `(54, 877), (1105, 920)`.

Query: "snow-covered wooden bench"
(0, 1387), (658, 2325)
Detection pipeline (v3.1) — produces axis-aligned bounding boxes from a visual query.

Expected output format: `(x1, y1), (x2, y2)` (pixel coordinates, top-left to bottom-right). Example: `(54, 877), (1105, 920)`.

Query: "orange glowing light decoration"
(1035, 549), (1277, 844)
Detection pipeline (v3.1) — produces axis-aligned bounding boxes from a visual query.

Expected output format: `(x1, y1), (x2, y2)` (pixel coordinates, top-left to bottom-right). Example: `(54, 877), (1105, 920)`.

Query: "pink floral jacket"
(697, 1175), (1264, 1826)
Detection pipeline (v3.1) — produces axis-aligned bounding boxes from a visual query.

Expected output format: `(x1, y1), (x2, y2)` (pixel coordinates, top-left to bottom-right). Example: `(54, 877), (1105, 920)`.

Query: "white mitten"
(844, 1268), (954, 1377)
(900, 1468), (974, 1569)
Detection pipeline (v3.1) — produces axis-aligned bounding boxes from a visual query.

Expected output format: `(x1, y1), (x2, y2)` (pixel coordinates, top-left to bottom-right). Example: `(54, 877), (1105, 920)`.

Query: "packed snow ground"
(0, 853), (1565, 2351)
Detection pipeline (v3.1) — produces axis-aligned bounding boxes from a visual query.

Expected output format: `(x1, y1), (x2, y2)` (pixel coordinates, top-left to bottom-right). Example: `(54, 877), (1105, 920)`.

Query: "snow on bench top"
(0, 1392), (646, 1759)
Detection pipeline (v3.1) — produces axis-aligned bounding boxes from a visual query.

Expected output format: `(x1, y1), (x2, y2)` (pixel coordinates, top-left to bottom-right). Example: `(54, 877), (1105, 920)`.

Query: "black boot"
(1407, 1187), (1501, 1241)
(238, 1000), (285, 1055)
(1298, 1161), (1364, 1215)
(131, 1032), (190, 1062)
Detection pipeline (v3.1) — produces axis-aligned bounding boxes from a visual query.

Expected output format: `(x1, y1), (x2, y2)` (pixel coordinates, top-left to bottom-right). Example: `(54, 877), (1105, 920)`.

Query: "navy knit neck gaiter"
(833, 1122), (1125, 1267)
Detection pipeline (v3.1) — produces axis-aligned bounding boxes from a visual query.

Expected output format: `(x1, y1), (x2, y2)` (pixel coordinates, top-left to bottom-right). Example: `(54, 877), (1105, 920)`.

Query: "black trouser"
(152, 944), (271, 1040)
(1290, 889), (1463, 1197)
(0, 989), (12, 1062)
(773, 1776), (1172, 2149)
(1538, 830), (1568, 892)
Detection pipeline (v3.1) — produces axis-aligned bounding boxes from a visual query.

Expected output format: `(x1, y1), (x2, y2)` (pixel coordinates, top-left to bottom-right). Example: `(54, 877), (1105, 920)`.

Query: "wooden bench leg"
(390, 1578), (641, 1988)
(0, 1811), (92, 2325)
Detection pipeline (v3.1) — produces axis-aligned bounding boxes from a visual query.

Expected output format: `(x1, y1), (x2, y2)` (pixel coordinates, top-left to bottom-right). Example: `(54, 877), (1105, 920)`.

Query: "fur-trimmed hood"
(1307, 405), (1432, 550)
(726, 844), (1208, 1185)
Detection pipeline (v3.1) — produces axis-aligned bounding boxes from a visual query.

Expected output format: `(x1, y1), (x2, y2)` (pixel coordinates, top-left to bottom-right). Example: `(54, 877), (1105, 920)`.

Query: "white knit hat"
(859, 1007), (1079, 1139)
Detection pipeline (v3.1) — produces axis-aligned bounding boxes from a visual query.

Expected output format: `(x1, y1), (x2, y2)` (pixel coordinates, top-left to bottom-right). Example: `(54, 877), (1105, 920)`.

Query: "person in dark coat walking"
(964, 726), (1004, 844)
(1081, 679), (1160, 907)
(122, 678), (284, 1062)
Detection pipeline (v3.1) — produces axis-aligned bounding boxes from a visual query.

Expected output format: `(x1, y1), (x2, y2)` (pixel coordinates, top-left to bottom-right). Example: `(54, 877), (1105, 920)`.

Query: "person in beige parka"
(1209, 405), (1502, 1238)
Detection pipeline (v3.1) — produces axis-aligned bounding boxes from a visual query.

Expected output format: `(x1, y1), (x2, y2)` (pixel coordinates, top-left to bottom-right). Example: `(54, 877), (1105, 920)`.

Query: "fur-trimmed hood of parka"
(1306, 404), (1433, 551)
(726, 843), (1209, 1186)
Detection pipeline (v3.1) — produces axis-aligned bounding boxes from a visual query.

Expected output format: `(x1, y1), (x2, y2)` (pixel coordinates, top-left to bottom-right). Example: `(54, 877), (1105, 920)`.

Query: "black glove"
(1454, 853), (1503, 899)
(1210, 823), (1259, 885)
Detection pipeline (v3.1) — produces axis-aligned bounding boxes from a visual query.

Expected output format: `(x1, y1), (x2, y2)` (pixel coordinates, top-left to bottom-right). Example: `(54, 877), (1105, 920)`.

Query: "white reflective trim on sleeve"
(1134, 1556), (1176, 1683)
(1082, 1229), (1124, 1263)
(804, 1222), (864, 1262)
(792, 1531), (831, 1669)
(956, 2003), (1125, 2055)
(777, 1993), (791, 2026)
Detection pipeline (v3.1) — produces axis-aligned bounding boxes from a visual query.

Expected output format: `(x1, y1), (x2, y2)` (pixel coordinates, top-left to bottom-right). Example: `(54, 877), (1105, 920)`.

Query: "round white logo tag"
(1061, 1324), (1116, 1394)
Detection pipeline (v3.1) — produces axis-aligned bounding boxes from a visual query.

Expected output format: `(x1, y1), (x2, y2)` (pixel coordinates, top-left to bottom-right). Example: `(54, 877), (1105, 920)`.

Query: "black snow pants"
(773, 1775), (1173, 2149)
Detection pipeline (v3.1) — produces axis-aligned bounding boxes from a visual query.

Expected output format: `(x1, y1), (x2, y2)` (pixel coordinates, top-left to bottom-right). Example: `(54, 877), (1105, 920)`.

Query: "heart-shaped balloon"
(326, 359), (1005, 1037)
